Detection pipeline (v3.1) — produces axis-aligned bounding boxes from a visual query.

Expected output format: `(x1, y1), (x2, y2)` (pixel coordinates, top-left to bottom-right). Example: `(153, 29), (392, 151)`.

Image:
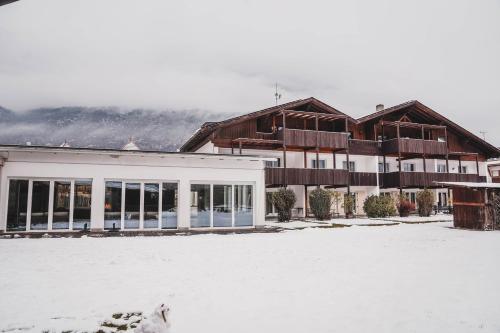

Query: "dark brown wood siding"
(349, 140), (380, 155)
(380, 172), (486, 188)
(265, 168), (349, 186)
(381, 138), (447, 155)
(276, 129), (348, 149)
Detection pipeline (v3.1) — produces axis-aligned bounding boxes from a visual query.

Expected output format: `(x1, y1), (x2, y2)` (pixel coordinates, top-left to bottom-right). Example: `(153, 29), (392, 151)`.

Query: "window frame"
(190, 181), (255, 229)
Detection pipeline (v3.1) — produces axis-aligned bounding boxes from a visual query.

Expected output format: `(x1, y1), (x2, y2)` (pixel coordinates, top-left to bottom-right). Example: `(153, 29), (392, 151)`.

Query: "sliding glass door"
(190, 184), (211, 227)
(124, 183), (140, 229)
(52, 181), (71, 229)
(6, 180), (29, 231)
(162, 183), (177, 229)
(213, 185), (232, 227)
(144, 183), (160, 229)
(30, 181), (50, 230)
(104, 181), (122, 230)
(73, 180), (92, 230)
(235, 185), (253, 226)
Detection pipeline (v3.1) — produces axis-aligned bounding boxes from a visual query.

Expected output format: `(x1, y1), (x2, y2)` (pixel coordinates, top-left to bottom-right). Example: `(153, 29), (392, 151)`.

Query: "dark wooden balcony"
(379, 172), (486, 188)
(350, 172), (378, 186)
(348, 139), (380, 155)
(492, 176), (500, 184)
(276, 129), (349, 149)
(381, 138), (447, 156)
(265, 168), (349, 186)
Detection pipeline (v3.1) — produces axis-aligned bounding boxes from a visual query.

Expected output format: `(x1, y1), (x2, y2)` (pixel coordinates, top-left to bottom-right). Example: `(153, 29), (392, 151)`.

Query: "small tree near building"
(309, 188), (332, 220)
(416, 189), (435, 217)
(271, 188), (297, 222)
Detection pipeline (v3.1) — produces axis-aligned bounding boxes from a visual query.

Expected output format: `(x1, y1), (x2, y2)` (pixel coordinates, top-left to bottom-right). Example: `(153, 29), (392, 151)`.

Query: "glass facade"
(213, 185), (232, 227)
(190, 184), (211, 227)
(30, 181), (50, 230)
(235, 185), (253, 226)
(73, 180), (92, 230)
(104, 181), (122, 230)
(124, 183), (140, 229)
(6, 180), (29, 231)
(143, 183), (159, 229)
(4, 178), (252, 231)
(52, 181), (71, 229)
(162, 183), (177, 229)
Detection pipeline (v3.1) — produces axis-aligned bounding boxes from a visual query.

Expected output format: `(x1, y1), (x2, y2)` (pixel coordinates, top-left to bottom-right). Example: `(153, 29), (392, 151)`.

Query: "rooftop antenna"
(274, 83), (282, 106)
(480, 131), (487, 140)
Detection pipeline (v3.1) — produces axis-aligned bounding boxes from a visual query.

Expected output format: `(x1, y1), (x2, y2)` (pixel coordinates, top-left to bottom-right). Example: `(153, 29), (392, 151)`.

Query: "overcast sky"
(1, 0), (499, 144)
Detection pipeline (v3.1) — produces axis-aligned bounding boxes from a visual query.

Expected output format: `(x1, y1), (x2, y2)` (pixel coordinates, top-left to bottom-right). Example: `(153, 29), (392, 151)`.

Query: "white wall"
(0, 150), (267, 232)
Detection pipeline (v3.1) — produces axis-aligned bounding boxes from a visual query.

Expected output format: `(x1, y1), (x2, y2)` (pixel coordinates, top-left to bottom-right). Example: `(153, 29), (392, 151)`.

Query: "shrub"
(363, 195), (397, 218)
(397, 195), (415, 217)
(271, 188), (297, 222)
(309, 188), (332, 220)
(416, 189), (435, 217)
(343, 194), (356, 218)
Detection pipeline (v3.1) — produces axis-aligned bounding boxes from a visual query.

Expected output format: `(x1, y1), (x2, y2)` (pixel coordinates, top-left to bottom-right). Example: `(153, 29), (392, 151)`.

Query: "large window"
(104, 181), (122, 230)
(162, 183), (177, 229)
(104, 181), (178, 230)
(30, 181), (50, 230)
(6, 179), (92, 232)
(53, 181), (71, 229)
(191, 183), (254, 228)
(144, 183), (159, 229)
(191, 184), (211, 228)
(73, 180), (92, 230)
(6, 180), (28, 231)
(124, 183), (140, 229)
(213, 184), (232, 227)
(235, 185), (253, 226)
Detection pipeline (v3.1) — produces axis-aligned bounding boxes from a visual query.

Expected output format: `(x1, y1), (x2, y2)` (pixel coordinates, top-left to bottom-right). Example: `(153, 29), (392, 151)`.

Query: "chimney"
(376, 104), (384, 112)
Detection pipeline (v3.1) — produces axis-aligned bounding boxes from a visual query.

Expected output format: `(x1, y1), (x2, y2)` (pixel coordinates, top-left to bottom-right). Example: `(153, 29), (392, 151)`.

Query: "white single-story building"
(0, 145), (272, 233)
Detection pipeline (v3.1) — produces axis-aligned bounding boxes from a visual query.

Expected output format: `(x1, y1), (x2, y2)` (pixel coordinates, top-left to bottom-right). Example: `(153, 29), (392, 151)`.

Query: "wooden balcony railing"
(379, 172), (486, 188)
(350, 172), (378, 186)
(276, 129), (349, 149)
(265, 168), (349, 186)
(348, 139), (380, 155)
(492, 176), (500, 184)
(381, 138), (448, 156)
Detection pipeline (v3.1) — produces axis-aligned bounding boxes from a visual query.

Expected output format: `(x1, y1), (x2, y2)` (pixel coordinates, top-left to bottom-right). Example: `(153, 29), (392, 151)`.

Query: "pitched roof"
(180, 97), (355, 152)
(357, 100), (500, 157)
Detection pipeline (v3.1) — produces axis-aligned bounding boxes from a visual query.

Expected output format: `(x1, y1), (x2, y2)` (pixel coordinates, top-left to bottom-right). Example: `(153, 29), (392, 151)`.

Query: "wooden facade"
(180, 98), (499, 194)
(451, 186), (500, 230)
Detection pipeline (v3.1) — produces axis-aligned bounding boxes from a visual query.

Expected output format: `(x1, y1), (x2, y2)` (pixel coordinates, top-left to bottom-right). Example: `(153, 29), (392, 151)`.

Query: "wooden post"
(231, 141), (234, 155)
(239, 141), (242, 155)
(445, 127), (450, 174)
(458, 156), (462, 174)
(316, 114), (320, 188)
(346, 146), (351, 195)
(272, 116), (276, 133)
(304, 150), (307, 168)
(422, 125), (426, 188)
(282, 111), (287, 187)
(333, 152), (336, 169)
(397, 122), (402, 195)
(345, 117), (349, 134)
(304, 185), (308, 217)
(476, 154), (480, 177)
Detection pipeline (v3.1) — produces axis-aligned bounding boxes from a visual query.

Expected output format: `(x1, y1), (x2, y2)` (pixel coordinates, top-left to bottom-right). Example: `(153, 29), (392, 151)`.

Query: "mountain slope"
(0, 106), (232, 151)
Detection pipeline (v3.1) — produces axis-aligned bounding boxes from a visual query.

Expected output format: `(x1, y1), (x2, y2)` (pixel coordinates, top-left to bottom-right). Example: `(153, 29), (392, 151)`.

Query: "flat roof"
(435, 181), (500, 189)
(0, 144), (276, 161)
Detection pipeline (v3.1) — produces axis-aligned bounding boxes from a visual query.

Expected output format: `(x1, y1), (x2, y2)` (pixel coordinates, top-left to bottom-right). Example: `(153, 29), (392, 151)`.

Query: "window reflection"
(190, 184), (211, 227)
(162, 183), (177, 229)
(7, 180), (28, 231)
(53, 181), (71, 229)
(73, 180), (92, 230)
(124, 183), (140, 229)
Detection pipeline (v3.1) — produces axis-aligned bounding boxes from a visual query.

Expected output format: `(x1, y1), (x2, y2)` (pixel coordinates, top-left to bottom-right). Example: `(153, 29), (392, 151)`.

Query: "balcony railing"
(348, 139), (380, 155)
(379, 172), (486, 188)
(276, 129), (349, 149)
(381, 138), (447, 156)
(265, 168), (349, 186)
(350, 172), (378, 186)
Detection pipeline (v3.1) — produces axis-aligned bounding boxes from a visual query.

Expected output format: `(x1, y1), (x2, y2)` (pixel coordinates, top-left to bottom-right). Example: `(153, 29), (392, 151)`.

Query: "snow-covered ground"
(1, 222), (500, 333)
